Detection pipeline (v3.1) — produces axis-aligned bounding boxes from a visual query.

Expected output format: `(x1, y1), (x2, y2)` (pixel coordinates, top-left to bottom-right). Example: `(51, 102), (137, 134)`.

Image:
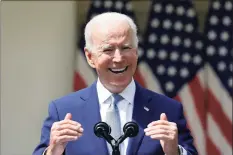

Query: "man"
(33, 12), (198, 155)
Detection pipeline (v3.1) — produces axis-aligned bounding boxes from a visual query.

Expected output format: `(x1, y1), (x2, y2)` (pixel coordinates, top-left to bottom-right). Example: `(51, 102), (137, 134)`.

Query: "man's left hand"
(144, 113), (179, 155)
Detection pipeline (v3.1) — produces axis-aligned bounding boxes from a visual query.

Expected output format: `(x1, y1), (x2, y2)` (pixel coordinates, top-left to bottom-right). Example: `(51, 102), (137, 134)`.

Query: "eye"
(122, 46), (131, 50)
(103, 48), (113, 52)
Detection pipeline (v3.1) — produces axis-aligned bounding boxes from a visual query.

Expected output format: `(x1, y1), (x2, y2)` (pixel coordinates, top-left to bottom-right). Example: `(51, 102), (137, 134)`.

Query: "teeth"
(109, 67), (128, 73)
(111, 67), (127, 72)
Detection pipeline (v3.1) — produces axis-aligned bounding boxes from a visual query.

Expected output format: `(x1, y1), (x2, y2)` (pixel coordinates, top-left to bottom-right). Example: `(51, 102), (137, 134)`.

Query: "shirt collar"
(96, 78), (136, 104)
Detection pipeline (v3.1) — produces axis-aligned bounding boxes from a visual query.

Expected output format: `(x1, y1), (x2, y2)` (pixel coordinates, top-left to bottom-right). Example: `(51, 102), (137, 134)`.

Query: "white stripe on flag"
(206, 64), (232, 122)
(138, 62), (163, 94)
(208, 114), (233, 154)
(179, 85), (206, 155)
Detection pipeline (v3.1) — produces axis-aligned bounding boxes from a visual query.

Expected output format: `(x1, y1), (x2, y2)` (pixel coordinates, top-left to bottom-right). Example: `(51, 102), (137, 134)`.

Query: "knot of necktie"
(112, 94), (123, 105)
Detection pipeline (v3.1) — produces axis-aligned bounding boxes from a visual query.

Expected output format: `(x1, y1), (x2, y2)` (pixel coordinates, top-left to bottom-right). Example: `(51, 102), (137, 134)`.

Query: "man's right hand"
(46, 113), (84, 155)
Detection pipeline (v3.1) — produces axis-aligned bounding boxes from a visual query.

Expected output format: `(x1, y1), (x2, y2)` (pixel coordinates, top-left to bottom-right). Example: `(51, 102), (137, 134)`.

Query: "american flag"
(74, 0), (145, 91)
(204, 0), (232, 154)
(138, 0), (208, 154)
(74, 0), (233, 154)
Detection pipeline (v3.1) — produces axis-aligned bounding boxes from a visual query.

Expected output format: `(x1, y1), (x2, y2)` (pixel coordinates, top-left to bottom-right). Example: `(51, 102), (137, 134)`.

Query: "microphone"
(94, 121), (139, 155)
(116, 122), (139, 145)
(94, 122), (116, 146)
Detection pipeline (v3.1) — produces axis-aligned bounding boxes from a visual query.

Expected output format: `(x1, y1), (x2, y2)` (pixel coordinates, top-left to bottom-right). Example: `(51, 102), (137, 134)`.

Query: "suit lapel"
(80, 82), (109, 155)
(127, 82), (154, 155)
(79, 81), (154, 155)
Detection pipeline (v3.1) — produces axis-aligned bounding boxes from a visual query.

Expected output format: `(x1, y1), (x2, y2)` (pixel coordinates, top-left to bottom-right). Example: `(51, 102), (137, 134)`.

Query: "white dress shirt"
(97, 78), (135, 155)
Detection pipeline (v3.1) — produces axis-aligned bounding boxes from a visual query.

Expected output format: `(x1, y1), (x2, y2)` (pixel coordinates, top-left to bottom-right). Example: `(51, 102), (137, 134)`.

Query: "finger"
(145, 128), (176, 136)
(147, 120), (169, 127)
(144, 124), (172, 132)
(51, 122), (60, 131)
(147, 120), (177, 128)
(52, 130), (83, 140)
(145, 128), (167, 136)
(56, 124), (84, 133)
(64, 113), (72, 120)
(160, 113), (168, 121)
(51, 122), (81, 132)
(149, 134), (171, 141)
(57, 129), (80, 136)
(58, 120), (81, 126)
(169, 122), (177, 127)
(54, 135), (78, 144)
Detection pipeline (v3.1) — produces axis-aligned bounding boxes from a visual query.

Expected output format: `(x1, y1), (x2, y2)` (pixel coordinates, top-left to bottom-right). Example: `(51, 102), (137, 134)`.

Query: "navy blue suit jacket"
(33, 82), (197, 155)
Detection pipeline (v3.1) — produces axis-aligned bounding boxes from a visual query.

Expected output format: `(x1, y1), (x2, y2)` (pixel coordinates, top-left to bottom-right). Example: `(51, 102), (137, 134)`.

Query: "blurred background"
(1, 0), (232, 155)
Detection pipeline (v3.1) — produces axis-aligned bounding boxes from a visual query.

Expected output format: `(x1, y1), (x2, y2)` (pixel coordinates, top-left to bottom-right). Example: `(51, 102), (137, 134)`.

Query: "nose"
(112, 49), (123, 62)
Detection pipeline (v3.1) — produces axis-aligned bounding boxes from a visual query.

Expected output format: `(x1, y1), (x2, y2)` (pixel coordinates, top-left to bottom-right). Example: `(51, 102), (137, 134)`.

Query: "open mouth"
(109, 66), (128, 74)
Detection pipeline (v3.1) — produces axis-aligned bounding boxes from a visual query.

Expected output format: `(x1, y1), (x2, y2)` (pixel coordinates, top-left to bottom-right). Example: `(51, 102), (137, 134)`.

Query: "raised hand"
(46, 113), (84, 155)
(144, 113), (179, 155)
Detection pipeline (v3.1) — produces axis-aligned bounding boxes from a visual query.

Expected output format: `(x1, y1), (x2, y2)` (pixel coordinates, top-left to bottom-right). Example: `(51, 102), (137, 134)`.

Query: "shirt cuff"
(178, 145), (191, 155)
(42, 147), (48, 155)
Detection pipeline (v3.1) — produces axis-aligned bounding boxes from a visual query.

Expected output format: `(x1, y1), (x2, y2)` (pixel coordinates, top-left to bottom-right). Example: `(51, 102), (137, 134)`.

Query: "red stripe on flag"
(174, 96), (181, 102)
(188, 76), (206, 129)
(73, 72), (87, 91)
(207, 89), (232, 146)
(134, 68), (146, 87)
(207, 135), (221, 155)
(174, 95), (199, 152)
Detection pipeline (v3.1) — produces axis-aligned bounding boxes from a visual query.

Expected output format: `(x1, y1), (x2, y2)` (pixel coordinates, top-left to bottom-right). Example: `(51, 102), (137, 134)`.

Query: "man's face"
(85, 21), (138, 93)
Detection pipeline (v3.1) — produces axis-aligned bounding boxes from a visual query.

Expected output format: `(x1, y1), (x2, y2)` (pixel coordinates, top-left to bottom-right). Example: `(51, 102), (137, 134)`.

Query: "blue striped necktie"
(105, 94), (123, 152)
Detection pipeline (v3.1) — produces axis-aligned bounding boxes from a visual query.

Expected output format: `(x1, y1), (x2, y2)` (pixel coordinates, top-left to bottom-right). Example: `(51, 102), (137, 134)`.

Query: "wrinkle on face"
(87, 19), (138, 93)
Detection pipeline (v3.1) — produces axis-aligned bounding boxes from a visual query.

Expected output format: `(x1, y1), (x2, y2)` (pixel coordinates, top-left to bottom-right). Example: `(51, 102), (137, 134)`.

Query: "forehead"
(91, 21), (132, 46)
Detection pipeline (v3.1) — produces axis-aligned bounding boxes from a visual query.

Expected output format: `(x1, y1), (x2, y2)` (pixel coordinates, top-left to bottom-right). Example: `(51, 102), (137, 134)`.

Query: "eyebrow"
(101, 44), (112, 49)
(122, 43), (131, 46)
(101, 43), (132, 48)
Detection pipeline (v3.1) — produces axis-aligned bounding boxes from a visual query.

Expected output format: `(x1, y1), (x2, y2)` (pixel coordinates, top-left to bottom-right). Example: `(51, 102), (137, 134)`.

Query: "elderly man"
(33, 12), (198, 155)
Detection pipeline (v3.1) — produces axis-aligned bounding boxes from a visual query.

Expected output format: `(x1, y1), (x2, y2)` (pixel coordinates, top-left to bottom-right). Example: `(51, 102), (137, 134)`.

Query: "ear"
(84, 47), (96, 68)
(135, 48), (139, 59)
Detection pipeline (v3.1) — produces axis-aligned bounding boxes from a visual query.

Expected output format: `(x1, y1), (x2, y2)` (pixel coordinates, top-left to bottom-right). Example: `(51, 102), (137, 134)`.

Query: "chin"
(108, 85), (125, 93)
(109, 80), (131, 92)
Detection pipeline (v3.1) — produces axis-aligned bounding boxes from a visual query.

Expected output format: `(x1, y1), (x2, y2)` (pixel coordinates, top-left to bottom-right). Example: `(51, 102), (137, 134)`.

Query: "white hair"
(84, 12), (139, 52)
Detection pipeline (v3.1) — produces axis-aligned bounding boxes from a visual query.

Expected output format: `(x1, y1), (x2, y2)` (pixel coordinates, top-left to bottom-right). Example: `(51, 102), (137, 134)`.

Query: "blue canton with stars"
(204, 0), (233, 97)
(139, 0), (205, 98)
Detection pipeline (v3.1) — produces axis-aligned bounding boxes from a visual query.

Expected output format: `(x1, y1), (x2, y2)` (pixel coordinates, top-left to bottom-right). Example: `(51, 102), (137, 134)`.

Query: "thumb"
(64, 113), (72, 120)
(160, 113), (168, 121)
